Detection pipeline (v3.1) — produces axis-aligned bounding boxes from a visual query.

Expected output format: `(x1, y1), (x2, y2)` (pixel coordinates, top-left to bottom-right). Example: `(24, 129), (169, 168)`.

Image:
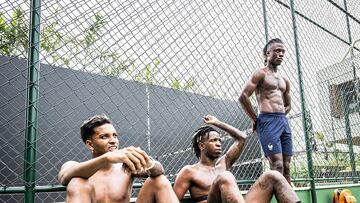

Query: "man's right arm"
(239, 70), (264, 126)
(58, 156), (109, 185)
(58, 147), (149, 185)
(173, 166), (192, 200)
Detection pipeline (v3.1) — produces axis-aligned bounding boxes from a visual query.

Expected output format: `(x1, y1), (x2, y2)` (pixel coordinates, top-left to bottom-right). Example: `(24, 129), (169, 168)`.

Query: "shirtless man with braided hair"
(173, 115), (300, 203)
(239, 38), (293, 184)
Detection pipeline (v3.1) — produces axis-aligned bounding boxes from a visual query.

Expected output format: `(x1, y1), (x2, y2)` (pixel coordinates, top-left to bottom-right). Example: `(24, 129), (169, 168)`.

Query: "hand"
(106, 146), (149, 173)
(252, 119), (257, 133)
(144, 156), (155, 170)
(203, 115), (219, 125)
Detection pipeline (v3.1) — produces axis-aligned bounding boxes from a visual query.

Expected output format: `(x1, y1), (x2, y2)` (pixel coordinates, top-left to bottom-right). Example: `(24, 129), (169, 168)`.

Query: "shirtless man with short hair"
(58, 114), (179, 203)
(173, 115), (300, 203)
(239, 38), (293, 184)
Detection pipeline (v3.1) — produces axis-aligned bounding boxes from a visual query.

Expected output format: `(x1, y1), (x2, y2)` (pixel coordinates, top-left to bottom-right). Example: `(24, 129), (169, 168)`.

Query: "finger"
(132, 147), (149, 165)
(143, 153), (152, 166)
(136, 151), (153, 169)
(126, 152), (143, 171)
(122, 164), (132, 175)
(126, 147), (150, 169)
(122, 157), (136, 172)
(129, 148), (148, 168)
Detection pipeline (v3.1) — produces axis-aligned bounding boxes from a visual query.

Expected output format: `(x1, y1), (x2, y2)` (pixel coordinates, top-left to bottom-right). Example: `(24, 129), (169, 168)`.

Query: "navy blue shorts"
(256, 112), (293, 156)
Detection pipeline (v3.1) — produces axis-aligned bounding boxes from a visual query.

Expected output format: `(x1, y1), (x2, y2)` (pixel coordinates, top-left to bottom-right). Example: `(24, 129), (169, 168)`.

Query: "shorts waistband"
(259, 112), (285, 117)
(191, 195), (208, 202)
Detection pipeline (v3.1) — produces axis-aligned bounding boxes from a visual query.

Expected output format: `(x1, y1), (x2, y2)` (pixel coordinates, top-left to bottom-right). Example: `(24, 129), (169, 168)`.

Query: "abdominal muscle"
(256, 90), (285, 113)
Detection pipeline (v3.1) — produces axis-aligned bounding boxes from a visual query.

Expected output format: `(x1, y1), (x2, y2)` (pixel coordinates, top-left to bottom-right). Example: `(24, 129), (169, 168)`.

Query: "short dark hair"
(80, 114), (112, 143)
(191, 126), (219, 159)
(263, 38), (284, 65)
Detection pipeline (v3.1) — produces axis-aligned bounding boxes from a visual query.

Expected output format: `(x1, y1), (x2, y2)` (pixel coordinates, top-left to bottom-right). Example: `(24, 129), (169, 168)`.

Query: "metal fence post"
(261, 0), (269, 43)
(343, 0), (357, 80)
(343, 0), (352, 46)
(341, 91), (357, 182)
(289, 0), (317, 202)
(24, 0), (41, 202)
(343, 1), (357, 182)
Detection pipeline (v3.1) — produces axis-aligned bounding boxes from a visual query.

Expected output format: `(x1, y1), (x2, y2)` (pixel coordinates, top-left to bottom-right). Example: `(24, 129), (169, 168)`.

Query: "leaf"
(314, 132), (325, 141)
(154, 58), (160, 66)
(183, 77), (195, 90)
(145, 64), (152, 84)
(171, 78), (180, 89)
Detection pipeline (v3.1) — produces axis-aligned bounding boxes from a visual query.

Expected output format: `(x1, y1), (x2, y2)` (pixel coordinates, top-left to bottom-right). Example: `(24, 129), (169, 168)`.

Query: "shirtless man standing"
(173, 115), (300, 203)
(239, 38), (293, 184)
(58, 114), (179, 203)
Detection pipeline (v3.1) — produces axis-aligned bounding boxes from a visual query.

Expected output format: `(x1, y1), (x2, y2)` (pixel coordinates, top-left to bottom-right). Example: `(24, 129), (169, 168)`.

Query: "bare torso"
(256, 68), (287, 113)
(88, 163), (133, 203)
(187, 163), (226, 203)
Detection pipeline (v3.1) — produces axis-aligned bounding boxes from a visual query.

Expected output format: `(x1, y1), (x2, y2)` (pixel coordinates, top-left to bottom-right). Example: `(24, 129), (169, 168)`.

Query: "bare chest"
(260, 75), (286, 92)
(190, 167), (225, 194)
(88, 167), (133, 203)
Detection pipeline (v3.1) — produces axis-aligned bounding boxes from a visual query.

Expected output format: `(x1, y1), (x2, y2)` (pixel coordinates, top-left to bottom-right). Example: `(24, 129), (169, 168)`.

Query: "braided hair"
(263, 38), (283, 65)
(191, 126), (219, 159)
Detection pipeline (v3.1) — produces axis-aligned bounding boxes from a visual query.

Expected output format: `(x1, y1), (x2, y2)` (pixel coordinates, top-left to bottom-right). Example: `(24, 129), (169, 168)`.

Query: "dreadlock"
(263, 38), (284, 65)
(191, 125), (219, 159)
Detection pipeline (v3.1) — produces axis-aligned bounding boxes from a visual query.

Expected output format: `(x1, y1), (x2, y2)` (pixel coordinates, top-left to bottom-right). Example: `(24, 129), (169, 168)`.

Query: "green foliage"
(292, 131), (357, 179)
(170, 77), (195, 90)
(171, 78), (180, 89)
(314, 131), (333, 148)
(135, 59), (159, 85)
(100, 56), (135, 77)
(0, 8), (120, 71)
(133, 58), (196, 90)
(0, 8), (28, 56)
(183, 77), (196, 90)
(1, 8), (196, 92)
(291, 163), (308, 178)
(84, 14), (105, 47)
(313, 131), (351, 169)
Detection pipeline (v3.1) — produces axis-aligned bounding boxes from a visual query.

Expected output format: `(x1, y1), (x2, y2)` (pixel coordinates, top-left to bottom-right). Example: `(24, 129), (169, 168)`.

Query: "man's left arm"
(204, 115), (247, 170)
(283, 77), (291, 115)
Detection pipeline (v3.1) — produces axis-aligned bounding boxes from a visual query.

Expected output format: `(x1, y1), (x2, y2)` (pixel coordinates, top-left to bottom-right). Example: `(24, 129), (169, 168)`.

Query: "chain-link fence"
(1, 0), (359, 202)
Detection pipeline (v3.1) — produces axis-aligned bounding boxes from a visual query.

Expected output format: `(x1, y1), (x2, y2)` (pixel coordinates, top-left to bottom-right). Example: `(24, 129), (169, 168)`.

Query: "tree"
(0, 8), (28, 57)
(1, 8), (195, 91)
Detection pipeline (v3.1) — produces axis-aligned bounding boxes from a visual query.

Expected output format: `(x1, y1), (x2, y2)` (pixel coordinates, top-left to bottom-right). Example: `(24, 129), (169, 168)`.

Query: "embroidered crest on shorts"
(268, 143), (273, 151)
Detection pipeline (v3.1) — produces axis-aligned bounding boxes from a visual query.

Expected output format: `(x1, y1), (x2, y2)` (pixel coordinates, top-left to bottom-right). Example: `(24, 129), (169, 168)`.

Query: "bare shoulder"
(179, 164), (196, 174)
(257, 67), (268, 75)
(282, 75), (290, 82)
(251, 68), (267, 81)
(60, 160), (78, 169)
(177, 164), (199, 178)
